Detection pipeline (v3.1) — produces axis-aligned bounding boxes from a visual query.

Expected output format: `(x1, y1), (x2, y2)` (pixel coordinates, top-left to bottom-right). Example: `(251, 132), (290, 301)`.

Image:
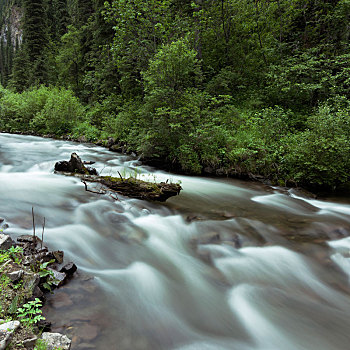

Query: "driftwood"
(55, 153), (182, 202)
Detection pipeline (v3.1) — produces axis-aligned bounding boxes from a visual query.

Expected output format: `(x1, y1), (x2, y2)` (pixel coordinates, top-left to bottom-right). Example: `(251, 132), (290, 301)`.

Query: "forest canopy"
(0, 0), (350, 190)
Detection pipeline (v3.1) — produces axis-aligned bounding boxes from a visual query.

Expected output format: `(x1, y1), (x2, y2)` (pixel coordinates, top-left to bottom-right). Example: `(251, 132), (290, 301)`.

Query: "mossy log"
(82, 175), (181, 202)
(54, 153), (182, 202)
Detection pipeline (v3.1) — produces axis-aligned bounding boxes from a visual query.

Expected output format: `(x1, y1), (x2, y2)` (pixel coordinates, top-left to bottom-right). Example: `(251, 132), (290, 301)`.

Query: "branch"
(81, 180), (120, 201)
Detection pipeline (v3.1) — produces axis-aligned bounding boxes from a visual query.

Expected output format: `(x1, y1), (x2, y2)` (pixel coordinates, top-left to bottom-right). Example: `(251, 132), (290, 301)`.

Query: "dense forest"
(0, 0), (350, 190)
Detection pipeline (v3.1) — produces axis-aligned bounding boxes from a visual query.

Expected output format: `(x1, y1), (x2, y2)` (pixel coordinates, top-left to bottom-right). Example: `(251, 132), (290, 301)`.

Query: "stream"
(1, 133), (350, 350)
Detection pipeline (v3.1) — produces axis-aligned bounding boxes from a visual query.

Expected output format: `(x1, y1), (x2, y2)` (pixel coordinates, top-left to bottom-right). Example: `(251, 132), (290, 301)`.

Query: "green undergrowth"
(0, 240), (57, 349)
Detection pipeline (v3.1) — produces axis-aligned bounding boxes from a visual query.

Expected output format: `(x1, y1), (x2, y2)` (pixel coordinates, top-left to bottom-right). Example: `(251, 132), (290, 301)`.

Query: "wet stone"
(33, 286), (44, 298)
(59, 262), (77, 276)
(41, 332), (71, 350)
(48, 268), (66, 287)
(0, 234), (14, 250)
(17, 235), (41, 244)
(0, 320), (20, 350)
(53, 251), (64, 264)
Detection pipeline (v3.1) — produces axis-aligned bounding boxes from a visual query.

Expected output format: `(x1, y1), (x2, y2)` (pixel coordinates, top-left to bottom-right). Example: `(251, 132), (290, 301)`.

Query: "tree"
(22, 0), (48, 84)
(56, 25), (83, 93)
(143, 38), (202, 109)
(104, 0), (179, 98)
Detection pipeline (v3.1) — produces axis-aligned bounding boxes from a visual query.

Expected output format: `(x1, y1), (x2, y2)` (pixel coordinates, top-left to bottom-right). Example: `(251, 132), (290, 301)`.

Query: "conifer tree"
(10, 48), (29, 92)
(22, 0), (48, 85)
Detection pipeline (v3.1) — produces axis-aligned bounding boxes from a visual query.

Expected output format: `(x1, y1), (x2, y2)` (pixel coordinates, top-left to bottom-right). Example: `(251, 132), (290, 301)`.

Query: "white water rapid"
(1, 133), (350, 350)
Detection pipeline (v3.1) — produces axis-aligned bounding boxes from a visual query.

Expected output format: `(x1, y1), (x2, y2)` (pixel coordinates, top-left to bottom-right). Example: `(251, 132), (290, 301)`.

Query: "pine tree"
(22, 0), (48, 85)
(10, 48), (29, 92)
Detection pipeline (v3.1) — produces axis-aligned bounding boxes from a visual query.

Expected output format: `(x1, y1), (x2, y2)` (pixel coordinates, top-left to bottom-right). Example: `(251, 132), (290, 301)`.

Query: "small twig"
(82, 180), (107, 195)
(108, 193), (120, 201)
(0, 259), (11, 272)
(81, 180), (120, 201)
(41, 217), (46, 250)
(99, 165), (107, 175)
(32, 206), (36, 243)
(117, 171), (124, 181)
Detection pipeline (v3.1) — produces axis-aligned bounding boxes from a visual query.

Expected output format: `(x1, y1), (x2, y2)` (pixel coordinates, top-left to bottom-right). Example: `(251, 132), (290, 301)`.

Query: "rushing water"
(1, 133), (350, 350)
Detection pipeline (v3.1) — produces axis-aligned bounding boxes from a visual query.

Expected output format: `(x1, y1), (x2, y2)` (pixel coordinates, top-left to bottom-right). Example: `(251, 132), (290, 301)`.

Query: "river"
(1, 133), (350, 350)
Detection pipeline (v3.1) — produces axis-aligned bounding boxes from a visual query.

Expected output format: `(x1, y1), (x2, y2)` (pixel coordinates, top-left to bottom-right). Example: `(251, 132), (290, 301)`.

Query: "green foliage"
(56, 25), (84, 93)
(0, 86), (51, 132)
(143, 39), (202, 109)
(281, 103), (350, 188)
(31, 88), (84, 135)
(72, 121), (100, 141)
(0, 246), (23, 265)
(34, 339), (48, 350)
(35, 260), (57, 292)
(16, 298), (45, 326)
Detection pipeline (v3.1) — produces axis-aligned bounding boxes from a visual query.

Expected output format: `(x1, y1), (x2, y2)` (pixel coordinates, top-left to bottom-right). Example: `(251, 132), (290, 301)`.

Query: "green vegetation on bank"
(1, 0), (350, 191)
(0, 245), (43, 349)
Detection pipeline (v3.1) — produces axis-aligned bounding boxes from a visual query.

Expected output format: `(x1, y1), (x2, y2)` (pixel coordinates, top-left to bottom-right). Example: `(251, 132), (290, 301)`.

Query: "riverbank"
(0, 217), (75, 350)
(3, 129), (349, 198)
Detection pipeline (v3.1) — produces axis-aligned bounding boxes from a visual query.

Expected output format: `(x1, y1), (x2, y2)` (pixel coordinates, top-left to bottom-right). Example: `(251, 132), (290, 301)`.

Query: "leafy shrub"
(281, 103), (350, 188)
(31, 88), (84, 135)
(71, 122), (101, 142)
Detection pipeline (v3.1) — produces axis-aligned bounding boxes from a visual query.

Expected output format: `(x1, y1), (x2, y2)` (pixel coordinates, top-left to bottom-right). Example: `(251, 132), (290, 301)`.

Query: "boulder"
(59, 262), (77, 276)
(53, 251), (64, 264)
(41, 332), (71, 350)
(0, 320), (20, 350)
(55, 153), (98, 176)
(23, 272), (40, 294)
(17, 235), (41, 244)
(0, 234), (14, 251)
(48, 268), (66, 287)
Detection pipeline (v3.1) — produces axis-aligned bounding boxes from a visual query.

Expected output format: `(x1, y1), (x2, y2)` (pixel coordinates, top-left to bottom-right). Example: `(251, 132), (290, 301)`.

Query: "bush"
(31, 88), (84, 135)
(281, 103), (350, 188)
(71, 121), (101, 142)
(0, 86), (51, 132)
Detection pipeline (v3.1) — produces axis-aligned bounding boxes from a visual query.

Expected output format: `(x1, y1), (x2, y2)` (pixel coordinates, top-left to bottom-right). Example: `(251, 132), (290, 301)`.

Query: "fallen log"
(54, 153), (182, 202)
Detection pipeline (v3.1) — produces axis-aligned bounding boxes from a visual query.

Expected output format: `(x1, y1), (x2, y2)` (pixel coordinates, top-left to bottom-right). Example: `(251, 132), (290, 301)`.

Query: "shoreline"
(0, 217), (76, 350)
(2, 130), (348, 198)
